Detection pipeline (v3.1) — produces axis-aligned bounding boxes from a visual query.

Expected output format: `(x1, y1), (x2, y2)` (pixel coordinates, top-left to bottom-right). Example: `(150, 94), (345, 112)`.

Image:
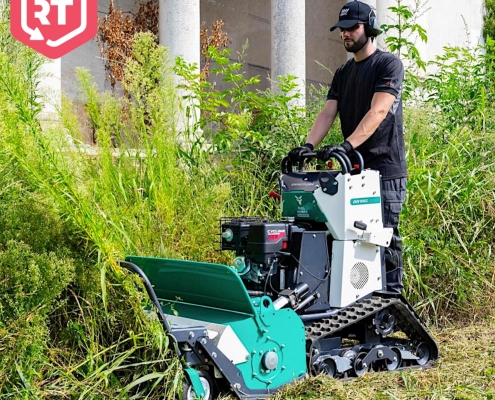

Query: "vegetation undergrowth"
(0, 0), (495, 398)
(0, 23), (194, 398)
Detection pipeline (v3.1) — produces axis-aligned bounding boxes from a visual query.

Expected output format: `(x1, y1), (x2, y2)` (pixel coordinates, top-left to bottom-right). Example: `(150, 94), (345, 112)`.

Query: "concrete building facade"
(39, 0), (486, 117)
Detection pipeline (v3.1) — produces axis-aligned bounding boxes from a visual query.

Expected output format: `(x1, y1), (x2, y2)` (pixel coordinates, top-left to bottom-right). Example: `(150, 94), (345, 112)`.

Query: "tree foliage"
(484, 0), (495, 41)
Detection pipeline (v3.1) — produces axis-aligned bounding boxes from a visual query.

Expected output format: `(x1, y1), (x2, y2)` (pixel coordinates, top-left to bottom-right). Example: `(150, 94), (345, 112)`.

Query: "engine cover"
(245, 223), (289, 265)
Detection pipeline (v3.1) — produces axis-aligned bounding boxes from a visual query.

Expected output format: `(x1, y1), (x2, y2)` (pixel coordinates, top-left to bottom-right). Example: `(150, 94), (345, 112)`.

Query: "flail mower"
(119, 149), (438, 399)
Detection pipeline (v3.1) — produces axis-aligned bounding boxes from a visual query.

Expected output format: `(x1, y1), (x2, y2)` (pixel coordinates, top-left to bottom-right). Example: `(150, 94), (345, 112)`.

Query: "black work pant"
(381, 177), (407, 293)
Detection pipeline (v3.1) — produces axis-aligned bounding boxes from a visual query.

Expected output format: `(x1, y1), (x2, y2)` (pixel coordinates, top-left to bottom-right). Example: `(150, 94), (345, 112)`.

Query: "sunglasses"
(339, 23), (362, 33)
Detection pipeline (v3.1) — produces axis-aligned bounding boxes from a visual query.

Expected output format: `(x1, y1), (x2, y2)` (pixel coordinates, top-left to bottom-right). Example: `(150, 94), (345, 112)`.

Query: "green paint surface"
(282, 191), (327, 221)
(125, 256), (307, 391)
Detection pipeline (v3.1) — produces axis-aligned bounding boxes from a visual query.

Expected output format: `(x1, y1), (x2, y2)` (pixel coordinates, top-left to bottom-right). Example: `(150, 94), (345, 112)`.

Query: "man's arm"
(305, 99), (339, 148)
(345, 92), (397, 149)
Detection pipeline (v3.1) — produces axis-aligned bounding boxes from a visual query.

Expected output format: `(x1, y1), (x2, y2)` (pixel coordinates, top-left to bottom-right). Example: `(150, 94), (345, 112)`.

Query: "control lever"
(354, 221), (367, 231)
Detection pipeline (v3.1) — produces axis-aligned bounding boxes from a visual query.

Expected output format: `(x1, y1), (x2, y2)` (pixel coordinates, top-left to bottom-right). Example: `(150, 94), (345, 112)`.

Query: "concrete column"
(376, 0), (396, 50)
(271, 0), (306, 108)
(414, 0), (429, 65)
(159, 0), (200, 136)
(365, 0), (378, 11)
(159, 0), (200, 70)
(39, 58), (62, 124)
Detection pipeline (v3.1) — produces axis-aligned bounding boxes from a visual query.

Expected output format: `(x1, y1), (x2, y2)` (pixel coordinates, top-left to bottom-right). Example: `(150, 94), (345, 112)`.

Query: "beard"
(344, 32), (368, 53)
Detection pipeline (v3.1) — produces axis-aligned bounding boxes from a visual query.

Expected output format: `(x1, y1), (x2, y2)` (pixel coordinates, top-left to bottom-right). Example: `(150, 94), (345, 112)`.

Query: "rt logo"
(10, 0), (98, 59)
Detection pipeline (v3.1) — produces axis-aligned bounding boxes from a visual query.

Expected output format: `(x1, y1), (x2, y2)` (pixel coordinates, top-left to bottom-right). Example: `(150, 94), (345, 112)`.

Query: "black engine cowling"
(221, 218), (331, 313)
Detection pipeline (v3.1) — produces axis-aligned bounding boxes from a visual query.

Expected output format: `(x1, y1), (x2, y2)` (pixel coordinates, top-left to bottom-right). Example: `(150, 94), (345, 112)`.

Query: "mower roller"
(120, 149), (438, 399)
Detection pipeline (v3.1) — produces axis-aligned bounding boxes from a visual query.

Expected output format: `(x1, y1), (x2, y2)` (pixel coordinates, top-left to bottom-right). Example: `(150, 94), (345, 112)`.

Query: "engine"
(221, 217), (330, 313)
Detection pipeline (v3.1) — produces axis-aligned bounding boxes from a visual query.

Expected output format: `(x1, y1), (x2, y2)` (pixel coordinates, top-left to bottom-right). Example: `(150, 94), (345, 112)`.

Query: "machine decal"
(267, 230), (286, 242)
(282, 192), (327, 222)
(350, 196), (381, 206)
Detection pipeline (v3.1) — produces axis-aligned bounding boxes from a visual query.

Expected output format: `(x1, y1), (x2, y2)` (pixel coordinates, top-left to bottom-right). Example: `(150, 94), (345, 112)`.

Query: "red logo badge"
(10, 0), (98, 59)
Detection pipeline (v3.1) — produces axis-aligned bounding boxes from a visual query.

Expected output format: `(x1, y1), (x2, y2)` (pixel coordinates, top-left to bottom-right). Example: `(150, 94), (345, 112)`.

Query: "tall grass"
(403, 108), (495, 324)
(402, 40), (495, 323)
(0, 28), (224, 397)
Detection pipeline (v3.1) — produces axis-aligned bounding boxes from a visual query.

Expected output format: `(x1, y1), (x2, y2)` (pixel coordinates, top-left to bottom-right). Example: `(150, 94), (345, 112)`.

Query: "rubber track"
(305, 295), (438, 361)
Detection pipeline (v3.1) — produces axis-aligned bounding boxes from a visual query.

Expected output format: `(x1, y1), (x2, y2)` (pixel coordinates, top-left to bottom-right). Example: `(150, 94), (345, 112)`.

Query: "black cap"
(330, 1), (371, 32)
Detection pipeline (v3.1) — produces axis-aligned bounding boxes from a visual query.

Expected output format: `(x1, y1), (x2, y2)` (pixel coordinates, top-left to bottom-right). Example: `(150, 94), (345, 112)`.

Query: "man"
(289, 0), (406, 293)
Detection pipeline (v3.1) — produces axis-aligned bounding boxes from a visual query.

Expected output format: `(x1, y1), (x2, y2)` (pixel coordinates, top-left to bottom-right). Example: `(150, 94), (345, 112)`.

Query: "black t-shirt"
(326, 49), (406, 179)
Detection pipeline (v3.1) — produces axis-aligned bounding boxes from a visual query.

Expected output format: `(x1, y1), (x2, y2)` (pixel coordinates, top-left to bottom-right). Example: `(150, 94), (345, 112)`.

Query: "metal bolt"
(233, 383), (241, 390)
(362, 363), (368, 369)
(188, 331), (195, 339)
(252, 373), (257, 377)
(323, 188), (327, 192)
(212, 352), (217, 358)
(377, 350), (383, 358)
(267, 336), (271, 340)
(267, 380), (272, 385)
(349, 186), (353, 189)
(282, 366), (286, 370)
(200, 338), (207, 345)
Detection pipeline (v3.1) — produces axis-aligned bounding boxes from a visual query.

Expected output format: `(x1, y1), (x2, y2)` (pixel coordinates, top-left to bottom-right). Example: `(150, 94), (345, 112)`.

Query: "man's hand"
(316, 145), (343, 161)
(340, 140), (353, 154)
(288, 143), (314, 162)
(317, 141), (353, 161)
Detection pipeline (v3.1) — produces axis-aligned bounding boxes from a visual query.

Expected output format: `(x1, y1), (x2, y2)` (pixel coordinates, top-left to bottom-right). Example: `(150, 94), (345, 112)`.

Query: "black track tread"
(305, 294), (438, 362)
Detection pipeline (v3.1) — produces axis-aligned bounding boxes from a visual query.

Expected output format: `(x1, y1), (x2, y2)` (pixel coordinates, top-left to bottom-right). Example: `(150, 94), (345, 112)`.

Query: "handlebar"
(281, 149), (364, 174)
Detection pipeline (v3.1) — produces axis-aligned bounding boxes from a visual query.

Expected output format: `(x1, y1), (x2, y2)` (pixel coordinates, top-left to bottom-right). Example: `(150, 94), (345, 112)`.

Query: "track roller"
(415, 342), (431, 366)
(385, 347), (402, 371)
(354, 352), (370, 377)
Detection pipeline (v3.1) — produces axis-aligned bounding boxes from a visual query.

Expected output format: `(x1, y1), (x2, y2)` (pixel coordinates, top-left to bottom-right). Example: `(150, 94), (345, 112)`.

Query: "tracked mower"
(120, 149), (438, 399)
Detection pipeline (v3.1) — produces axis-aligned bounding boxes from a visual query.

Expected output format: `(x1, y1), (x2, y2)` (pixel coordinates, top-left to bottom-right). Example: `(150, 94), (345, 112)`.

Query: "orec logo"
(10, 0), (98, 59)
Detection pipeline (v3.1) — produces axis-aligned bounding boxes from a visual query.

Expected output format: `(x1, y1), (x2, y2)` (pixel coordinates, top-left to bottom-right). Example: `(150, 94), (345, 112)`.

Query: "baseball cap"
(330, 1), (371, 32)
